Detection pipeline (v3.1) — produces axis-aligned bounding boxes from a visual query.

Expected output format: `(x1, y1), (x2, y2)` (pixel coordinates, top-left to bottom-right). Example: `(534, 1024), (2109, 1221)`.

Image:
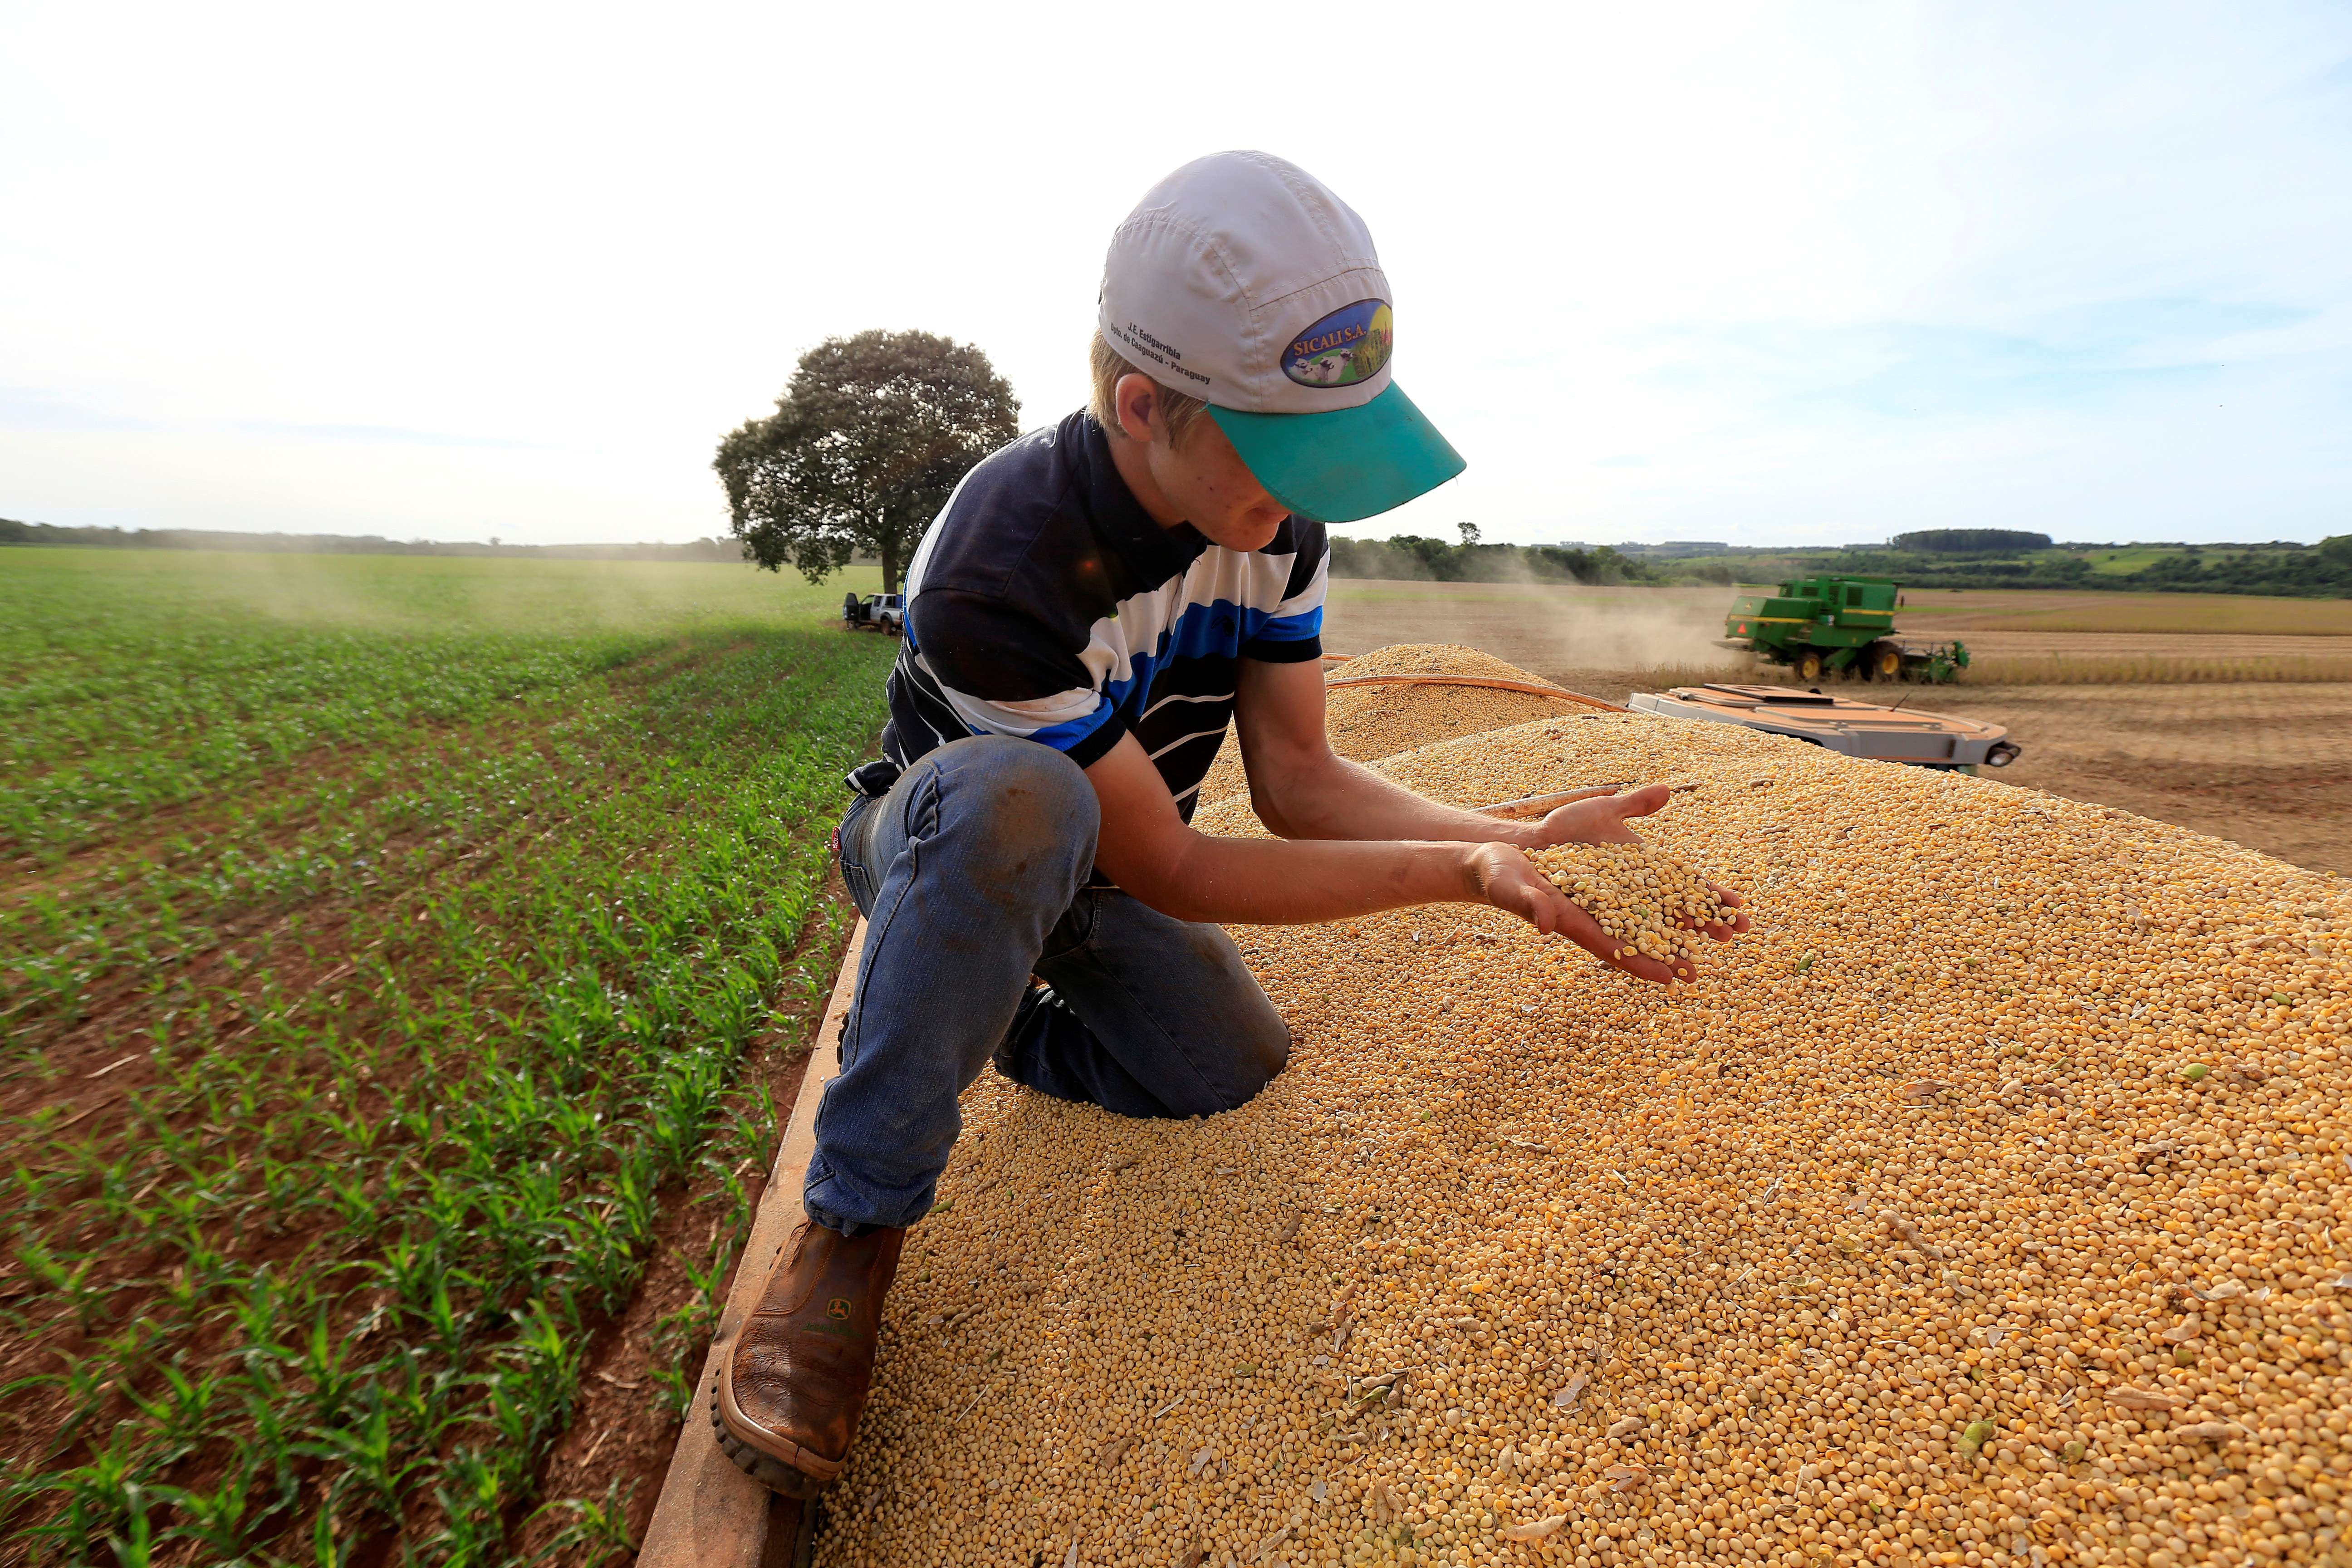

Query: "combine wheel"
(1794, 651), (1823, 683)
(1863, 643), (1904, 681)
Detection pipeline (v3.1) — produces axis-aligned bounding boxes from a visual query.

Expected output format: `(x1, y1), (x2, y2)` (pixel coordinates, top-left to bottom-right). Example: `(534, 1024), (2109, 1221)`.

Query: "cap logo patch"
(1284, 299), (1393, 389)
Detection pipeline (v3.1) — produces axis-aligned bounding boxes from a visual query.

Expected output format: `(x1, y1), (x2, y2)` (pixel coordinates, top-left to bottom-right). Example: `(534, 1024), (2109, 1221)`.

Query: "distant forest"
(1889, 528), (2052, 554)
(1801, 542), (2352, 595)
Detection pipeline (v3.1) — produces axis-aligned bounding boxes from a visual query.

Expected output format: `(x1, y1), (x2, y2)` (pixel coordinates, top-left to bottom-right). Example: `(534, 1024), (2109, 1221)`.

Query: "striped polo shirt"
(882, 410), (1328, 817)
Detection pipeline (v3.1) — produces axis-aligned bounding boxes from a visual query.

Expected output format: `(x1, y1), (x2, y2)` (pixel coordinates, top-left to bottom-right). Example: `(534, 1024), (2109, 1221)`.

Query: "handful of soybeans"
(1530, 840), (1735, 967)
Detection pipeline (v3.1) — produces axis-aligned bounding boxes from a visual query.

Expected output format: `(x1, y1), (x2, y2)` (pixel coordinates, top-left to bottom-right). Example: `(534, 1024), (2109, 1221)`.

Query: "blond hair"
(1088, 330), (1210, 448)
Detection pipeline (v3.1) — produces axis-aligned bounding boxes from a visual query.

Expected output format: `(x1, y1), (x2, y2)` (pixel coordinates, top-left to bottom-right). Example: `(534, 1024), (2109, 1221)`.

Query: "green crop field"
(2077, 546), (2185, 576)
(1, 549), (892, 1561)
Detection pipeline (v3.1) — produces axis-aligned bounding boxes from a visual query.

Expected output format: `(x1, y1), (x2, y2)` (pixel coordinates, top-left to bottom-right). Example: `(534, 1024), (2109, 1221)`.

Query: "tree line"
(1822, 539), (2352, 595)
(2132, 537), (2352, 596)
(1889, 528), (2054, 555)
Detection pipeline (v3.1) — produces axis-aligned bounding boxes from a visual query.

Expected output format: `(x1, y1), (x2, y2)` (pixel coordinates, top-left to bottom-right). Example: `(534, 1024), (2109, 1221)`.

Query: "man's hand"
(1466, 842), (1743, 984)
(1473, 783), (1750, 983)
(1528, 782), (1672, 847)
(1095, 655), (1749, 972)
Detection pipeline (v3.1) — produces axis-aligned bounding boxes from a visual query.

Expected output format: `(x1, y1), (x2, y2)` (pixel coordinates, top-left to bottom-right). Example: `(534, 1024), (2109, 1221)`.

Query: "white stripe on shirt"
(1147, 725), (1228, 762)
(1140, 689), (1235, 720)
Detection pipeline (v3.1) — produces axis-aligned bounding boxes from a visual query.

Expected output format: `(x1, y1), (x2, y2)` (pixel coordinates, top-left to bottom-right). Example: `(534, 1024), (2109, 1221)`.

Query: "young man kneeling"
(715, 150), (1745, 1497)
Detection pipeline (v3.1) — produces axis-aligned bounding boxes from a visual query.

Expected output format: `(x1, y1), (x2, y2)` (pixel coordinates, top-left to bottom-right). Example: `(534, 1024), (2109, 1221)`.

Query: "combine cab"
(1722, 575), (1967, 682)
(1631, 684), (2020, 772)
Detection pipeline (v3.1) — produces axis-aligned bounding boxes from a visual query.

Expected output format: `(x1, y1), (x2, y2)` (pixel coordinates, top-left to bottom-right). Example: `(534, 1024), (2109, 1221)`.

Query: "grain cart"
(1721, 575), (1968, 682)
(1631, 683), (2020, 771)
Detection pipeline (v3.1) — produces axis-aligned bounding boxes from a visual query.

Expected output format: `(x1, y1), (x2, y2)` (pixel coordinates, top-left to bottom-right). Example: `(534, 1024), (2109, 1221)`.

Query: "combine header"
(1721, 575), (1968, 682)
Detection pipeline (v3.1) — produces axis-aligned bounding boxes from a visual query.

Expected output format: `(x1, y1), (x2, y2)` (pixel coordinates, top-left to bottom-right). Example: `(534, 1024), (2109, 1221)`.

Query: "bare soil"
(1321, 586), (2352, 879)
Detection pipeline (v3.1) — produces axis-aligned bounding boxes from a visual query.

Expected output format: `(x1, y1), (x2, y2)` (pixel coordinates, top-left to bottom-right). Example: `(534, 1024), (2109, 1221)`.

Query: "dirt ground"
(1321, 581), (2352, 878)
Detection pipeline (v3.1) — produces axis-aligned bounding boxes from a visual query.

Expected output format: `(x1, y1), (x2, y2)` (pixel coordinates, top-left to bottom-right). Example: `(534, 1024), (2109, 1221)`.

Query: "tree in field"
(715, 330), (1020, 593)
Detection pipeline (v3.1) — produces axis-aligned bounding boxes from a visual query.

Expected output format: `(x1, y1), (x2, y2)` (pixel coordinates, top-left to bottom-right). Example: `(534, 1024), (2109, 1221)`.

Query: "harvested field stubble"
(821, 692), (2351, 1567)
(1957, 653), (2352, 691)
(1891, 593), (2352, 637)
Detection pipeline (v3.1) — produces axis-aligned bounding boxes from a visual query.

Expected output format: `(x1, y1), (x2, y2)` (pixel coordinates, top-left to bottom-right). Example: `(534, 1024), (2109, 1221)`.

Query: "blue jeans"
(802, 735), (1291, 1235)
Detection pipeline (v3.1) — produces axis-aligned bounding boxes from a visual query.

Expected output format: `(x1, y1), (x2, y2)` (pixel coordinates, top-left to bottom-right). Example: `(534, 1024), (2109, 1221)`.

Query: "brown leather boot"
(712, 1219), (904, 1497)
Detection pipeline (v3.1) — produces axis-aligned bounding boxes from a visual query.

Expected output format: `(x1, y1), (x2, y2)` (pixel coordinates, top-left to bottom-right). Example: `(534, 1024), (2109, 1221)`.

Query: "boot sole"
(710, 1360), (844, 1500)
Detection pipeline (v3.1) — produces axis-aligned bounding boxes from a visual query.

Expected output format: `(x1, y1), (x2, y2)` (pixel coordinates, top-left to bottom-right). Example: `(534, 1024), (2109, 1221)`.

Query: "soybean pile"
(1193, 646), (1585, 812)
(821, 654), (2351, 1568)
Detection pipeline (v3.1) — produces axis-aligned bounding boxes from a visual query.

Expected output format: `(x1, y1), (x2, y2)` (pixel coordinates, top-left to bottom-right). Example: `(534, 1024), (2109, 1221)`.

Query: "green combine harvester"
(1721, 574), (1970, 683)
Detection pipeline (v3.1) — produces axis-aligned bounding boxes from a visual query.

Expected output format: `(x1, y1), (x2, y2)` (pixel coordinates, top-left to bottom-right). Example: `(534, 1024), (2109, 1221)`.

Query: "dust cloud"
(1513, 585), (1737, 676)
(1323, 579), (1757, 702)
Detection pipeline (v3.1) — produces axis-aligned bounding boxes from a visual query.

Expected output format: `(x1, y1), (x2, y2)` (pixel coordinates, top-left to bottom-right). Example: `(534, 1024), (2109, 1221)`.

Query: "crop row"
(1, 618), (891, 1564)
(0, 620), (659, 862)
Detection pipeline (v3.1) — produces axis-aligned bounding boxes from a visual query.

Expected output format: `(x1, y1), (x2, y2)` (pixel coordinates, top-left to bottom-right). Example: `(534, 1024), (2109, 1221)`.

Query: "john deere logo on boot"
(825, 1297), (851, 1321)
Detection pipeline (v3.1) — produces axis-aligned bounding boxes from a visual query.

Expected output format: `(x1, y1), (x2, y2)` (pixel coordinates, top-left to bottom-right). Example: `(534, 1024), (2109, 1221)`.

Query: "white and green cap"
(1098, 150), (1465, 524)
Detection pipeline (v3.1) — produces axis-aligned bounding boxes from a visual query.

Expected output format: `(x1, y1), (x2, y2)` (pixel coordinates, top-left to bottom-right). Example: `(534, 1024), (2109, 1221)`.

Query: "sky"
(3, 1), (2348, 549)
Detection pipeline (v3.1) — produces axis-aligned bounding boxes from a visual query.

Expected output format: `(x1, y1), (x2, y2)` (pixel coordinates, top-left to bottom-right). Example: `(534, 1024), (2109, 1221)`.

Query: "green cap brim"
(1206, 382), (1465, 524)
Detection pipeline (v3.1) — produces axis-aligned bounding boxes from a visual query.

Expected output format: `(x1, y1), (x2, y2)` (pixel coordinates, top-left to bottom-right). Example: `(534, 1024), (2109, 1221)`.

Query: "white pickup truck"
(840, 592), (905, 636)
